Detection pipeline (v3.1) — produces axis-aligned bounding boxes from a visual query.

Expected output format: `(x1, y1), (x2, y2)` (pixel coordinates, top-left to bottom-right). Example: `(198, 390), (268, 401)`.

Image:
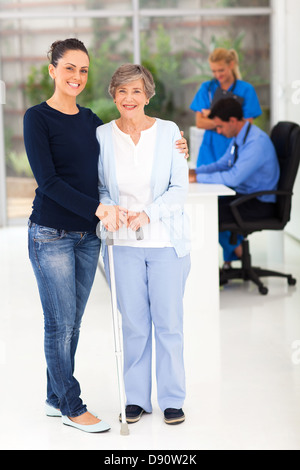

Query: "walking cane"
(106, 227), (144, 436)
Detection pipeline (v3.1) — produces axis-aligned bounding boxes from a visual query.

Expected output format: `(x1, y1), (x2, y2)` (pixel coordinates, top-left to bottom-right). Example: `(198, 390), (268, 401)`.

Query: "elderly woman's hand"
(127, 210), (150, 231)
(176, 131), (189, 160)
(96, 204), (128, 232)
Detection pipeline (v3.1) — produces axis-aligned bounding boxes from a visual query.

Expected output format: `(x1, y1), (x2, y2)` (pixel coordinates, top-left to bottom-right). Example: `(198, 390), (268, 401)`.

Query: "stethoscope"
(208, 78), (238, 105)
(228, 121), (252, 168)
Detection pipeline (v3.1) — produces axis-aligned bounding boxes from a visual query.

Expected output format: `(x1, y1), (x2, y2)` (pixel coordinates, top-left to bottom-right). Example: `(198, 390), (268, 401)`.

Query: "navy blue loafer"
(164, 408), (185, 425)
(119, 405), (145, 423)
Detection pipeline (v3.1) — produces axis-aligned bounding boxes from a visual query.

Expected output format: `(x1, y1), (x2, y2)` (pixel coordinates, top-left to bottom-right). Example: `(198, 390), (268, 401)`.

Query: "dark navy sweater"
(23, 102), (103, 232)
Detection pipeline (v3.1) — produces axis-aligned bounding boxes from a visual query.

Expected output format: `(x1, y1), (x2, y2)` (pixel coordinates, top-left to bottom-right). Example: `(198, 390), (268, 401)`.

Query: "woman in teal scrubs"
(190, 48), (262, 166)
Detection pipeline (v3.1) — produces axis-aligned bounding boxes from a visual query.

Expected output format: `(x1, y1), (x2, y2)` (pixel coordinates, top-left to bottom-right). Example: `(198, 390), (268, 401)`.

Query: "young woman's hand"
(96, 204), (128, 232)
(176, 131), (189, 159)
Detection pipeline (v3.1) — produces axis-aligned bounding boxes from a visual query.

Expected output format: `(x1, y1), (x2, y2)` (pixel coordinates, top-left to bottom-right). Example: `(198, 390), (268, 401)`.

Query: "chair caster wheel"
(288, 277), (296, 286)
(259, 286), (268, 295)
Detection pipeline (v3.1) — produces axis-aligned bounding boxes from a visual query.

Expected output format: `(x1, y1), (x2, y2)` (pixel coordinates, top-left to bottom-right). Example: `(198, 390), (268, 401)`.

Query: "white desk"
(185, 184), (236, 312)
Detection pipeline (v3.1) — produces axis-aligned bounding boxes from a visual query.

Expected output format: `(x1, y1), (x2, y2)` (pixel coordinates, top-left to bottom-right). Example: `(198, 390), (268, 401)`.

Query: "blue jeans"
(28, 222), (100, 417)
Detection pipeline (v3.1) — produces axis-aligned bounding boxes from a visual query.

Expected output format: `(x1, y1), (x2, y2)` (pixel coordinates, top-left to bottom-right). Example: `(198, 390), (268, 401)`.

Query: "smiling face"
(209, 59), (235, 87)
(114, 78), (148, 119)
(48, 49), (89, 98)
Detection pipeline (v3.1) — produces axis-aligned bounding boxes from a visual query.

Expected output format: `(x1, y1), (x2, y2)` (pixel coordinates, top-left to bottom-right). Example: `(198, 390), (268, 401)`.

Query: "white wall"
(0, 85), (6, 227)
(272, 0), (300, 240)
(285, 0), (300, 240)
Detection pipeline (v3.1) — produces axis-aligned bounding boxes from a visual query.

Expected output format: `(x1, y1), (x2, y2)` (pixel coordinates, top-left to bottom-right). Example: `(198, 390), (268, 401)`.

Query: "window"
(0, 0), (271, 224)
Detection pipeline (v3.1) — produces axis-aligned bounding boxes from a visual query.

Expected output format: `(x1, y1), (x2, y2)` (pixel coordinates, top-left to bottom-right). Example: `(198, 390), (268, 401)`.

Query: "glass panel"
(0, 0), (133, 13)
(86, 0), (133, 10)
(140, 0), (270, 8)
(140, 14), (270, 141)
(0, 2), (271, 222)
(1, 15), (132, 220)
(0, 0), (87, 15)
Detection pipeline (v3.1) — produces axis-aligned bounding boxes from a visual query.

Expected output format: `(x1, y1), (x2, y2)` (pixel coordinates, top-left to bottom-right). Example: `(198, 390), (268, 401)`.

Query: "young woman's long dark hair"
(47, 38), (89, 67)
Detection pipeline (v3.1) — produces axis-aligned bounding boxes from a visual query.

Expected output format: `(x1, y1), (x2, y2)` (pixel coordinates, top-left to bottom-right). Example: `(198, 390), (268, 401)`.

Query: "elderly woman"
(97, 64), (190, 425)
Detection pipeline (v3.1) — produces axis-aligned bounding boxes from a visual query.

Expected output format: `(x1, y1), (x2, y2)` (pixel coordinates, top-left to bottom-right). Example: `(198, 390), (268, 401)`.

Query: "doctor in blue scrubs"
(190, 48), (262, 167)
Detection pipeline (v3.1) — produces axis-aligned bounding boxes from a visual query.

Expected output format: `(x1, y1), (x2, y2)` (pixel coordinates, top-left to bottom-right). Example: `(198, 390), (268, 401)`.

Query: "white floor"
(1, 225), (300, 451)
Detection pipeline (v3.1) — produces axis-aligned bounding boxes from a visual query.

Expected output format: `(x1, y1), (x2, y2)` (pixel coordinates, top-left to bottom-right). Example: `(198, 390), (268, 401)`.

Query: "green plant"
(183, 31), (270, 131)
(24, 22), (184, 123)
(253, 106), (270, 133)
(141, 25), (183, 120)
(140, 0), (179, 6)
(183, 31), (269, 89)
(6, 151), (33, 177)
(87, 97), (119, 123)
(219, 0), (269, 6)
(24, 36), (131, 109)
(25, 64), (54, 105)
(183, 32), (247, 85)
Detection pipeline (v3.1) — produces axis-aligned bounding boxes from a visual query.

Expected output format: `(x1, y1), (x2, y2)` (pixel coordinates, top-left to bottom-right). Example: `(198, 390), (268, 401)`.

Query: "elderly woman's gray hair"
(108, 64), (156, 100)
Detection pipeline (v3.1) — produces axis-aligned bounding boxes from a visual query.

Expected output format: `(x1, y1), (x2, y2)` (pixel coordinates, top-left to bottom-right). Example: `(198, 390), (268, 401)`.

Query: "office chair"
(219, 121), (300, 295)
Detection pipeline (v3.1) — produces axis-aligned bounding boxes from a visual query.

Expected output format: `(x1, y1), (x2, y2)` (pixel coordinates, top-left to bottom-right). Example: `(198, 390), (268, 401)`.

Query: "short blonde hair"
(108, 63), (156, 100)
(209, 48), (242, 80)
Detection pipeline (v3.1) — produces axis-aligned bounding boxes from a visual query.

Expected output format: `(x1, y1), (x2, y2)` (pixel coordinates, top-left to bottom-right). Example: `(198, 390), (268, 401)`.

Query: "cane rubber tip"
(120, 423), (130, 435)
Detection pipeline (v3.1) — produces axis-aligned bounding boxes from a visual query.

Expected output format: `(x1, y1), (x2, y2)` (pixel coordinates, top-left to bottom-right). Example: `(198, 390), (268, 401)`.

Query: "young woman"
(190, 48), (262, 166)
(97, 64), (191, 425)
(24, 39), (189, 433)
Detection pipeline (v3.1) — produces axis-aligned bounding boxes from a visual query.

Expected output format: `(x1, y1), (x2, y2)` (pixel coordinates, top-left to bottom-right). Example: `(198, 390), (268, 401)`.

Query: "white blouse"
(111, 120), (172, 248)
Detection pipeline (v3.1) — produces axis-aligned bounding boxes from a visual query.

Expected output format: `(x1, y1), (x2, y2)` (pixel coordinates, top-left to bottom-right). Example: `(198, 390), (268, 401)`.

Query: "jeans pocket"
(33, 225), (65, 243)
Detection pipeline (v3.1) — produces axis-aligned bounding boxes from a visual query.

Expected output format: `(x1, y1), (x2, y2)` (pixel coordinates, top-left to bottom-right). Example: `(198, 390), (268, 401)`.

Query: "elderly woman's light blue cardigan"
(97, 118), (191, 258)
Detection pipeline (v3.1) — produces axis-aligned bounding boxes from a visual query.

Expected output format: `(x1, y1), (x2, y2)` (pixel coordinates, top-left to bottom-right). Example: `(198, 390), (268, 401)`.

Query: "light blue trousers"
(104, 246), (191, 412)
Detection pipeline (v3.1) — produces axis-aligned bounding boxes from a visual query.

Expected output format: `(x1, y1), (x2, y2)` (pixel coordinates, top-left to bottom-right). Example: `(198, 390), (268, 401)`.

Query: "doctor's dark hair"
(209, 97), (244, 122)
(47, 38), (89, 67)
